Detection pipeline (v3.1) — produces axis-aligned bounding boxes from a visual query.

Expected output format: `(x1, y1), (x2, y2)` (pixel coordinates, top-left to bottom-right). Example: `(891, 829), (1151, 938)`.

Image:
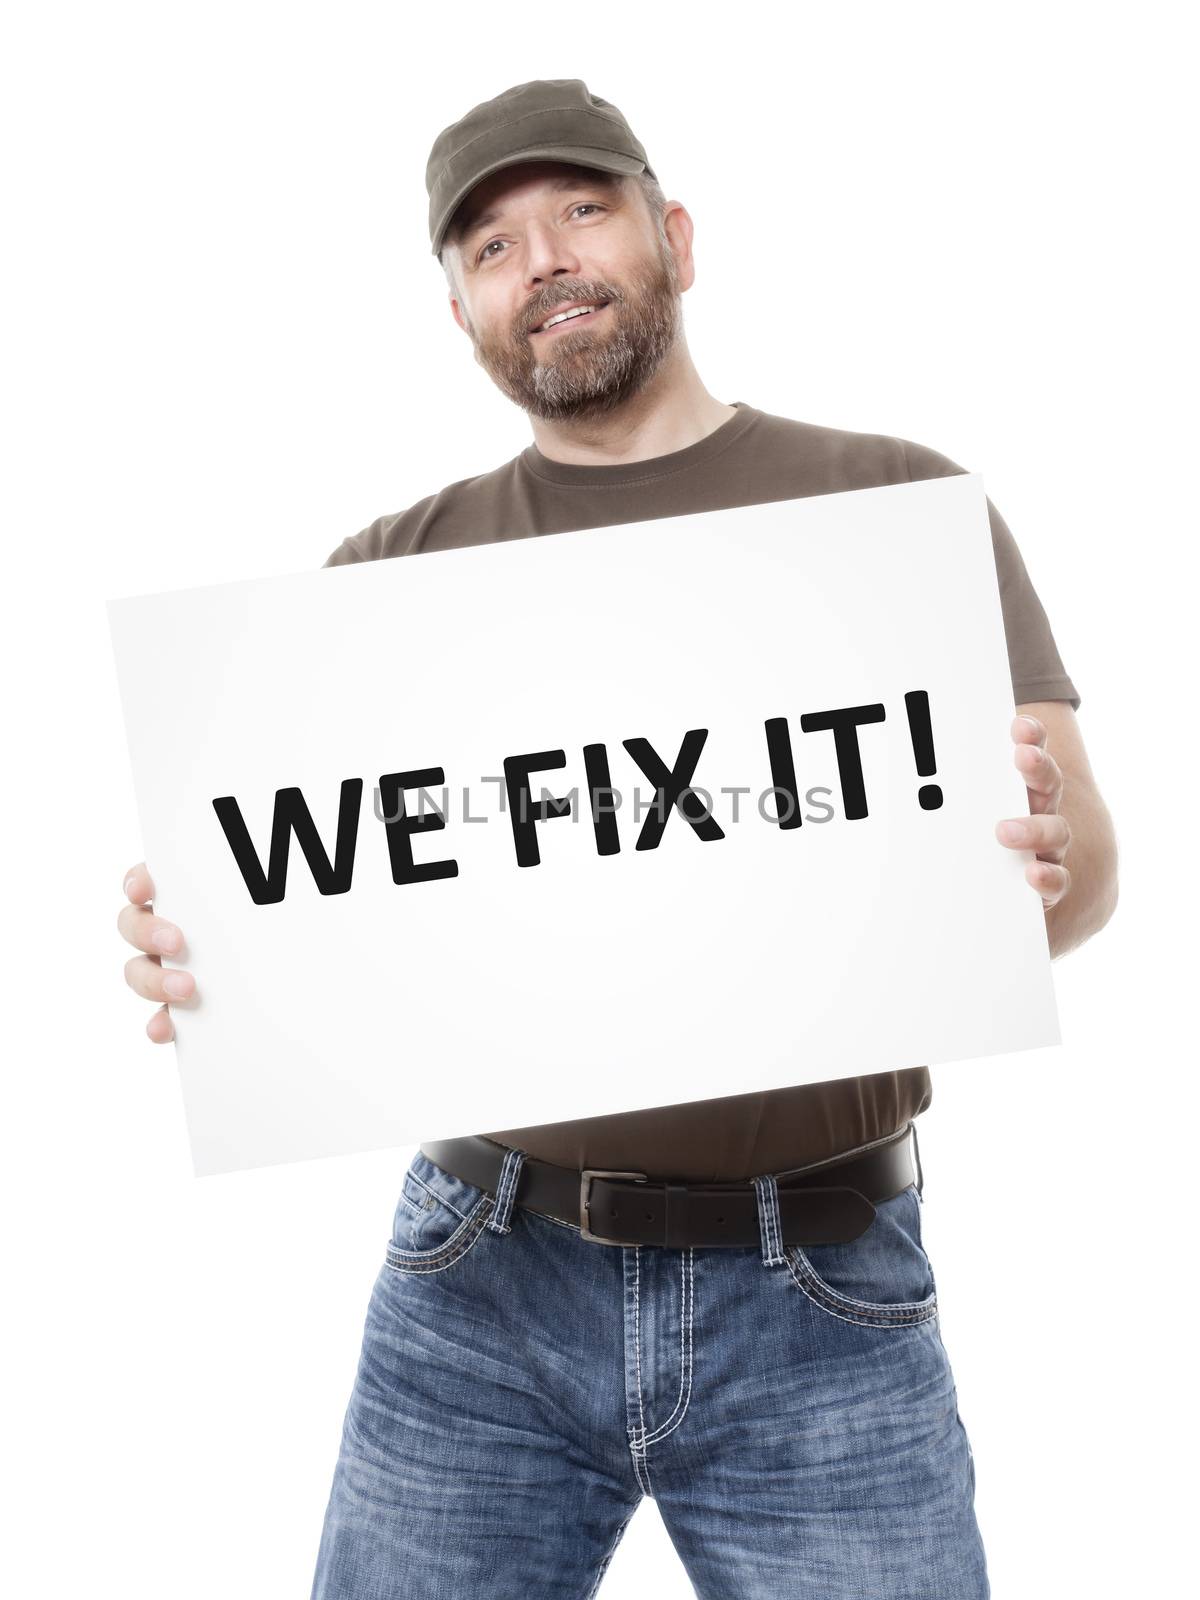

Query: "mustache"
(521, 286), (619, 336)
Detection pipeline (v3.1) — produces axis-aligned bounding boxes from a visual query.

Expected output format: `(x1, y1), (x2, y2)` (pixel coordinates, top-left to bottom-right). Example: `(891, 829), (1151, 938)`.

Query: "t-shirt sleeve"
(900, 437), (1081, 711)
(322, 525), (377, 566)
(321, 495), (438, 568)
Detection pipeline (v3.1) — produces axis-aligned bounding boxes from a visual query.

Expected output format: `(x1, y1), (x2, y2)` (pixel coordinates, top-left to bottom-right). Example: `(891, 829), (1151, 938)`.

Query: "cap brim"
(431, 145), (648, 256)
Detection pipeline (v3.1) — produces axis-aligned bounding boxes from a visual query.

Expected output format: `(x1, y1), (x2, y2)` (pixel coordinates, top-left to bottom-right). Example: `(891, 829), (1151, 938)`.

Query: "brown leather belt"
(418, 1122), (923, 1248)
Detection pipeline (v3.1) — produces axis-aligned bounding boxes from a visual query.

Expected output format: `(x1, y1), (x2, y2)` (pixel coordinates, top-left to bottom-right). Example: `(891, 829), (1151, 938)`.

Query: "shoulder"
(890, 434), (969, 482)
(322, 456), (523, 566)
(742, 407), (965, 489)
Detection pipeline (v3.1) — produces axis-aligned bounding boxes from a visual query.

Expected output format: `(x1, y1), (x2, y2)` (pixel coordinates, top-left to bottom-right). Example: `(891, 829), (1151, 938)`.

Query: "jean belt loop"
(752, 1173), (786, 1267)
(486, 1145), (527, 1235)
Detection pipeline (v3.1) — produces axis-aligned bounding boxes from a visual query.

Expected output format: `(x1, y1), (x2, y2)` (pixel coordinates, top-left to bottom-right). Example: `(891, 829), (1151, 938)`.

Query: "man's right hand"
(118, 862), (196, 1042)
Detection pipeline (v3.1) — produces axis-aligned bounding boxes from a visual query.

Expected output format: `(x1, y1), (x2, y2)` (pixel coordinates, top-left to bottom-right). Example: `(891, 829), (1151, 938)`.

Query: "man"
(118, 80), (1118, 1597)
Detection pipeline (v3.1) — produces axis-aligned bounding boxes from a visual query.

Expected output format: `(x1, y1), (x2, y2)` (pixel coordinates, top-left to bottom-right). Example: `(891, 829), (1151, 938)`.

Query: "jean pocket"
(785, 1183), (939, 1328)
(384, 1151), (495, 1276)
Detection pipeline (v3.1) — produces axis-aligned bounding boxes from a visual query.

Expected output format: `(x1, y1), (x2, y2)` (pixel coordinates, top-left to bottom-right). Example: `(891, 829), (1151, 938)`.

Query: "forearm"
(1044, 776), (1119, 959)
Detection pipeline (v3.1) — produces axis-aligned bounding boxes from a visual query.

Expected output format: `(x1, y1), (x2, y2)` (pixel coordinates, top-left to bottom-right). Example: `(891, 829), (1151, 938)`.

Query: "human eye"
(476, 203), (605, 263)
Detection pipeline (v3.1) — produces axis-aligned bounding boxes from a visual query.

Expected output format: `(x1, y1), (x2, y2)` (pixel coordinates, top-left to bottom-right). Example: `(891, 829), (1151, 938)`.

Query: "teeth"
(538, 304), (600, 331)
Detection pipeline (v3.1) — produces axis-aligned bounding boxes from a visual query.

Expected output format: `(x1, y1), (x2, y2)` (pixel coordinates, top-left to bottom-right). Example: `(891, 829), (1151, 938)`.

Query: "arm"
(996, 701), (1119, 959)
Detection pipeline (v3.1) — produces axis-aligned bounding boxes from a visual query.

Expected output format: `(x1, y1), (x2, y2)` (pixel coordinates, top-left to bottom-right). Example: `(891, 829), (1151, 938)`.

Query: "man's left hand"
(995, 712), (1072, 911)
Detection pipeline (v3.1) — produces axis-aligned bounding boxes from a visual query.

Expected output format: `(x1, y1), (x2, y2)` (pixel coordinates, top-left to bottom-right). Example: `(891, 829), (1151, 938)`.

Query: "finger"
(1012, 713), (1046, 748)
(1027, 858), (1070, 908)
(1013, 740), (1063, 809)
(124, 954), (197, 1004)
(995, 813), (1071, 861)
(146, 1004), (175, 1044)
(117, 901), (186, 957)
(124, 862), (155, 906)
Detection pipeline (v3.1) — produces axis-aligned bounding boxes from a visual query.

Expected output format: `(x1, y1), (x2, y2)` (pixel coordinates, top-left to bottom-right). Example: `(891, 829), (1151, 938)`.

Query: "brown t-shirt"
(325, 402), (1080, 1180)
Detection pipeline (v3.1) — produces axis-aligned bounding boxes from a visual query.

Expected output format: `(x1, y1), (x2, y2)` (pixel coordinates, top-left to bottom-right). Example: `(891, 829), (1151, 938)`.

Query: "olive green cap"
(426, 78), (655, 257)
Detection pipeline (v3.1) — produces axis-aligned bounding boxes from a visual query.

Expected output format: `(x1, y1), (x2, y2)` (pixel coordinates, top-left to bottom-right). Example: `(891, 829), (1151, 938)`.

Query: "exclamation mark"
(904, 690), (943, 811)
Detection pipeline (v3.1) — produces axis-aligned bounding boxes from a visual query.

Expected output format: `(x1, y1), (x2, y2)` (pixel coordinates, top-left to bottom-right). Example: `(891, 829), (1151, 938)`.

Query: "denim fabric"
(310, 1145), (988, 1598)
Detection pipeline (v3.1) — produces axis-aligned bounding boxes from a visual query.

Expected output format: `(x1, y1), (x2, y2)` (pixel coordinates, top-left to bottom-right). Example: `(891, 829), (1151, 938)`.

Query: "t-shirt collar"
(519, 401), (757, 487)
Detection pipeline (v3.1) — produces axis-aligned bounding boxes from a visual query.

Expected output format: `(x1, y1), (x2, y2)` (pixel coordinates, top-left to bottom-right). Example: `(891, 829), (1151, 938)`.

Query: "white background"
(3, 2), (1195, 1594)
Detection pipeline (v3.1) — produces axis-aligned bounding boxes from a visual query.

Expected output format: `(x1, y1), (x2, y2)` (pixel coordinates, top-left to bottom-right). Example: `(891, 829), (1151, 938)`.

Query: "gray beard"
(468, 249), (682, 423)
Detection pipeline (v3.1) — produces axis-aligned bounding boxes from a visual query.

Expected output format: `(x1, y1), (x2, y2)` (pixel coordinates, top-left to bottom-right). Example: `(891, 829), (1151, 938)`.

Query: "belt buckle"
(580, 1169), (649, 1245)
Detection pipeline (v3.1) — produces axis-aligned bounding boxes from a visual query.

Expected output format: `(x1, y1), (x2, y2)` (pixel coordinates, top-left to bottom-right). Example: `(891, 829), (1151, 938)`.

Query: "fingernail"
(152, 926), (179, 953)
(1018, 715), (1041, 732)
(123, 873), (137, 897)
(998, 820), (1027, 843)
(163, 972), (192, 999)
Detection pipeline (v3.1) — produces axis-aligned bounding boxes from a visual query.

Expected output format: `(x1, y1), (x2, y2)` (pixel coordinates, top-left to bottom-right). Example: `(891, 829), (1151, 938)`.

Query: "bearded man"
(117, 78), (1117, 1599)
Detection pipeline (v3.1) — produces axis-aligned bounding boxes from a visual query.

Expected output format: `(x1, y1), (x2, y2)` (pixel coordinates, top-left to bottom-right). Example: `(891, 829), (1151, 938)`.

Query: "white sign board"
(108, 475), (1059, 1176)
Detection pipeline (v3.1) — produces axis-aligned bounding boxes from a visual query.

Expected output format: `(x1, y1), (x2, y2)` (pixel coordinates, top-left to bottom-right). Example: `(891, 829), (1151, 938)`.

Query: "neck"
(526, 348), (737, 468)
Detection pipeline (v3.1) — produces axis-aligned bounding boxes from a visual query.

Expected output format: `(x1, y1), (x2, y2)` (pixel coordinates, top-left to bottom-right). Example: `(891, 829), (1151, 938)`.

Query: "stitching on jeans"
(635, 1248), (690, 1444)
(384, 1195), (494, 1274)
(633, 1248), (651, 1492)
(790, 1242), (936, 1312)
(628, 1247), (653, 1496)
(784, 1248), (939, 1326)
(387, 1203), (496, 1273)
(754, 1174), (785, 1266)
(785, 1249), (937, 1326)
(629, 1443), (651, 1496)
(640, 1248), (694, 1452)
(384, 1207), (490, 1274)
(760, 1176), (776, 1263)
(487, 1146), (525, 1235)
(499, 1148), (522, 1215)
(637, 1248), (694, 1447)
(404, 1167), (470, 1223)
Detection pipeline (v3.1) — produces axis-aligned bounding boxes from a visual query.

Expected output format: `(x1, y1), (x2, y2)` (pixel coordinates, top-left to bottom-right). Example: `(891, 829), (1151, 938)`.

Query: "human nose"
(522, 219), (582, 288)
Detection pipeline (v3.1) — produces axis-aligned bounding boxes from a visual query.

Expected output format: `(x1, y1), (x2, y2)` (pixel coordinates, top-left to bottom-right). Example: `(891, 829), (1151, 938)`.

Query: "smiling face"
(441, 161), (686, 421)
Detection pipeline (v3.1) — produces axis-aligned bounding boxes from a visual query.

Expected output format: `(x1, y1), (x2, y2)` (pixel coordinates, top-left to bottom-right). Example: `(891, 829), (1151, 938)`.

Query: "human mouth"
(529, 301), (611, 337)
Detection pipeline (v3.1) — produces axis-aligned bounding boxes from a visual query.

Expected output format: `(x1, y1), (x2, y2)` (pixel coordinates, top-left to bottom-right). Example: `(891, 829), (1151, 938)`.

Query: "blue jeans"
(311, 1139), (988, 1598)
